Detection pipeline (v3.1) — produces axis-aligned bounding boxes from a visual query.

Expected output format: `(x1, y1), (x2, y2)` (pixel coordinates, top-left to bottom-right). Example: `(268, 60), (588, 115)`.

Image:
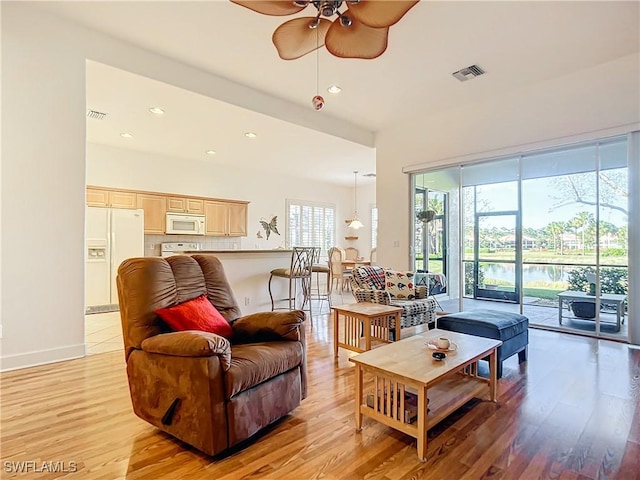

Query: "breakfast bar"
(184, 249), (295, 314)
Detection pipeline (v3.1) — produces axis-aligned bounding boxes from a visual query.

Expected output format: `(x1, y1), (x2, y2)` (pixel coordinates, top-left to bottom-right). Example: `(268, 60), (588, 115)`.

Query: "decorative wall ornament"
(260, 215), (280, 240)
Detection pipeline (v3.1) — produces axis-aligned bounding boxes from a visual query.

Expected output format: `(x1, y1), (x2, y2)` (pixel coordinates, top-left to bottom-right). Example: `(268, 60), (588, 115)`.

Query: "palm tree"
(545, 221), (566, 254)
(598, 221), (618, 248)
(570, 212), (595, 255)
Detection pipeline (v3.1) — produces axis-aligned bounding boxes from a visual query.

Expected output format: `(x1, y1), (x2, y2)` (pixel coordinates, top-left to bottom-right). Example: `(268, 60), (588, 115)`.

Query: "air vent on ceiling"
(87, 109), (107, 120)
(363, 173), (376, 178)
(452, 65), (485, 82)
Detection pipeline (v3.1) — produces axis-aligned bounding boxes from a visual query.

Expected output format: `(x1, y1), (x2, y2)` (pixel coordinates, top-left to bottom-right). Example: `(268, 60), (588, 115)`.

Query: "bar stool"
(311, 262), (331, 314)
(268, 247), (318, 318)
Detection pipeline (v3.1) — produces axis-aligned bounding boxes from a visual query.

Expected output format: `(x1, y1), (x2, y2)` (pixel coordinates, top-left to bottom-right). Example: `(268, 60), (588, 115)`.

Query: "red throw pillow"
(155, 295), (233, 339)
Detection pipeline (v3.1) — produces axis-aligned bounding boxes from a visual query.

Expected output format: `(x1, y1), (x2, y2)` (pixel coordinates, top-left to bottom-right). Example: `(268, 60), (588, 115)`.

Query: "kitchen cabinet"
(86, 187), (136, 209)
(87, 186), (248, 236)
(204, 201), (248, 237)
(136, 193), (167, 234)
(166, 196), (205, 214)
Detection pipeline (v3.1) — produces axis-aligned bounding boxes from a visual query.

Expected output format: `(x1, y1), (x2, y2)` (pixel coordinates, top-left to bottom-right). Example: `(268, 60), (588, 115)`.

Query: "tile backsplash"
(145, 235), (241, 256)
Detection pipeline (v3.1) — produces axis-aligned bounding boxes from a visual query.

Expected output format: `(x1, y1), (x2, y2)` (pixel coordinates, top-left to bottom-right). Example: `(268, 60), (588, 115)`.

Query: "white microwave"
(166, 213), (206, 235)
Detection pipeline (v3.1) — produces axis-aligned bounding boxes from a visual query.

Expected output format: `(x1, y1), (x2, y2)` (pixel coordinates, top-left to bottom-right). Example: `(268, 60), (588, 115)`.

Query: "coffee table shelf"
(361, 374), (488, 437)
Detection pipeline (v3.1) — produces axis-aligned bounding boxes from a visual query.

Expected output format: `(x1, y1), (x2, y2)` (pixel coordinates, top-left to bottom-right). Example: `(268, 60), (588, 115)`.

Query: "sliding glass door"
(411, 136), (630, 341)
(474, 211), (519, 302)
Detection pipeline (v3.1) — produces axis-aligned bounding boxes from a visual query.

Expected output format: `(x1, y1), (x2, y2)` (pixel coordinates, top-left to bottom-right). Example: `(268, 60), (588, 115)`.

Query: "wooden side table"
(333, 303), (403, 358)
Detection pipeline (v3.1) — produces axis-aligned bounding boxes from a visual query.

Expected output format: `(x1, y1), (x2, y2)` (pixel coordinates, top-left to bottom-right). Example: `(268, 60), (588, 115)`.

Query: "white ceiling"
(37, 1), (639, 185)
(86, 61), (376, 186)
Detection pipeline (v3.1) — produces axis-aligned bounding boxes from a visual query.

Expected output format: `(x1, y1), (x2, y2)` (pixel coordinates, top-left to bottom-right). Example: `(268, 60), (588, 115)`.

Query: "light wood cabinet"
(136, 193), (167, 234)
(86, 187), (136, 209)
(227, 202), (248, 236)
(86, 188), (109, 207)
(109, 191), (137, 209)
(87, 186), (248, 236)
(204, 201), (248, 237)
(166, 196), (204, 214)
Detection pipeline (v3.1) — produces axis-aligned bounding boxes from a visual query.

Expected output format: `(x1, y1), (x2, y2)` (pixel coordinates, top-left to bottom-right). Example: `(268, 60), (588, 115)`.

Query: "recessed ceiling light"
(205, 150), (217, 156)
(120, 132), (133, 138)
(149, 107), (165, 115)
(244, 132), (257, 138)
(327, 85), (342, 94)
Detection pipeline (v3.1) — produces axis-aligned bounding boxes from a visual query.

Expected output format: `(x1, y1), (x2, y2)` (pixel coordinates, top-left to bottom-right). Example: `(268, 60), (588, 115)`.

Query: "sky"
(474, 175), (627, 230)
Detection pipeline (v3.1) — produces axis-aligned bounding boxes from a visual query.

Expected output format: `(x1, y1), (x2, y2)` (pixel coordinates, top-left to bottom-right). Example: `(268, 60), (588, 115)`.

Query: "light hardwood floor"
(3, 311), (639, 479)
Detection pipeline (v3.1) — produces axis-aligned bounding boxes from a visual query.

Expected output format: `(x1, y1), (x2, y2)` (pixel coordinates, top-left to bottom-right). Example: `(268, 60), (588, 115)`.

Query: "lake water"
(481, 264), (573, 285)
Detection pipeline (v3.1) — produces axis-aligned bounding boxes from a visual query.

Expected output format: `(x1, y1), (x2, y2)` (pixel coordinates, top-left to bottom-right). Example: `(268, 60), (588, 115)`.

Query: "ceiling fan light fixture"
(339, 14), (352, 27)
(232, 0), (416, 60)
(318, 0), (340, 17)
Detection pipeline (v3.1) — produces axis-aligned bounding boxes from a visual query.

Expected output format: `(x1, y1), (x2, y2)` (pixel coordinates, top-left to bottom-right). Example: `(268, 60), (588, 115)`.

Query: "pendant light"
(348, 171), (364, 230)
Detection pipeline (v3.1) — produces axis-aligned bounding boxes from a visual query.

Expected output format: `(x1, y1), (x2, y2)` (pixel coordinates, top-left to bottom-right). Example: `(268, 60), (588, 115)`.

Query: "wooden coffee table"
(349, 329), (502, 461)
(333, 303), (403, 358)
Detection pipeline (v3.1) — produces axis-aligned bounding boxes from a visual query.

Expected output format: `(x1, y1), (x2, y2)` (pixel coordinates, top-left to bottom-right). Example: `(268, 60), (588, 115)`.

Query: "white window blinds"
(286, 200), (335, 256)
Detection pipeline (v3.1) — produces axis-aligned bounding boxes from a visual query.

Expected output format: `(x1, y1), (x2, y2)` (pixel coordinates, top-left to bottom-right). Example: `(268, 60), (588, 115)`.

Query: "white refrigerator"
(85, 207), (144, 311)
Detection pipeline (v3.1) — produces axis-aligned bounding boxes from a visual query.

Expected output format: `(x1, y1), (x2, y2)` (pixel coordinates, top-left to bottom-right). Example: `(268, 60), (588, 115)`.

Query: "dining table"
(341, 259), (371, 268)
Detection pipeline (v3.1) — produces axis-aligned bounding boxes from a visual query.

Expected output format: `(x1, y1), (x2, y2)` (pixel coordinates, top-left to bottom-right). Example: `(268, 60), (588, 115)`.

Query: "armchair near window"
(117, 254), (307, 456)
(350, 265), (436, 339)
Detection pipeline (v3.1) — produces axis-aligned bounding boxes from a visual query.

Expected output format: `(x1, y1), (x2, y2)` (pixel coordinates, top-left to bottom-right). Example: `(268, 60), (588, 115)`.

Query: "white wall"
(87, 143), (374, 253)
(376, 54), (640, 270)
(0, 4), (373, 370)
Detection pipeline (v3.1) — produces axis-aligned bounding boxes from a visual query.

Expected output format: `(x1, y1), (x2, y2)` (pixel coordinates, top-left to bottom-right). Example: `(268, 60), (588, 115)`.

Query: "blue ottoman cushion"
(438, 310), (528, 340)
(438, 309), (529, 378)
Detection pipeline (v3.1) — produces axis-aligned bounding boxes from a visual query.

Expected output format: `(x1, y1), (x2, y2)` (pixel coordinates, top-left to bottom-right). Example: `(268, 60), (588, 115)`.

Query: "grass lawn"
(523, 287), (564, 300)
(467, 250), (628, 266)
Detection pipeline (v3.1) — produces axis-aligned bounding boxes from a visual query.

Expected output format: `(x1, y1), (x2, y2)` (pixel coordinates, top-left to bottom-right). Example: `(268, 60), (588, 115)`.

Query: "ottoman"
(438, 309), (528, 378)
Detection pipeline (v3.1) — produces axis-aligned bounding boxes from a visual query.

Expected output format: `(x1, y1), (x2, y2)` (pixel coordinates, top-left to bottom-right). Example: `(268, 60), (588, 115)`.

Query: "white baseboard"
(1, 343), (86, 372)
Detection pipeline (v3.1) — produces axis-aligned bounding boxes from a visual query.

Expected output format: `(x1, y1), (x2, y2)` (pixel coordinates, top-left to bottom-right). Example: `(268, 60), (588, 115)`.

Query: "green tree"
(617, 225), (628, 248)
(545, 221), (566, 254)
(598, 221), (618, 248)
(569, 212), (595, 255)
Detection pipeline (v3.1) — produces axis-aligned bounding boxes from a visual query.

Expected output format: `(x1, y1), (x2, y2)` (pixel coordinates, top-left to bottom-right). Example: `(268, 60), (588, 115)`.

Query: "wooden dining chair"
(344, 247), (359, 261)
(328, 247), (352, 293)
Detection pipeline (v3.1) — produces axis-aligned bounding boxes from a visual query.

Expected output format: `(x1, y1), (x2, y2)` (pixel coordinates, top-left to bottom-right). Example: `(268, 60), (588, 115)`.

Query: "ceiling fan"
(230, 0), (418, 60)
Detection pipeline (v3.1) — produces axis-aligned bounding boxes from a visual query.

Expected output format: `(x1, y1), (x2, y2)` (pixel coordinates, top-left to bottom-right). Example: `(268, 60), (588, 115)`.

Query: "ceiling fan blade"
(325, 17), (389, 59)
(230, 0), (306, 16)
(347, 0), (419, 28)
(272, 17), (332, 60)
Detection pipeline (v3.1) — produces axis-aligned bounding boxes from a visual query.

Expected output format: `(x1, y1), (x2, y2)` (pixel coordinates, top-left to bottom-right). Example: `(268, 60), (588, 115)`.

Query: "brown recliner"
(116, 254), (307, 456)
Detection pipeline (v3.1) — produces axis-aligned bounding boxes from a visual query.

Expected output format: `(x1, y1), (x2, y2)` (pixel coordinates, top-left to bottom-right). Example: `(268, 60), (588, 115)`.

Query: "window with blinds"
(286, 200), (335, 256)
